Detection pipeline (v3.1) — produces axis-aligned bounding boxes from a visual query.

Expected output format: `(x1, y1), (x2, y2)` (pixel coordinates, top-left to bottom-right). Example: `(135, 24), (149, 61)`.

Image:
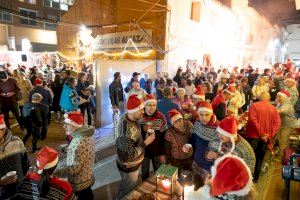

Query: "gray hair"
(32, 93), (43, 101)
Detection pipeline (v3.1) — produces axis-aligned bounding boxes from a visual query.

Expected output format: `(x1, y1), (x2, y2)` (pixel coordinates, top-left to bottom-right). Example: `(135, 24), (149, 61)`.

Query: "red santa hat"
(229, 79), (236, 86)
(193, 85), (205, 100)
(224, 85), (235, 95)
(0, 115), (5, 129)
(64, 111), (84, 128)
(35, 78), (43, 85)
(210, 154), (252, 197)
(197, 101), (213, 114)
(127, 94), (144, 113)
(216, 115), (238, 152)
(277, 89), (291, 99)
(144, 94), (157, 105)
(168, 109), (183, 125)
(36, 146), (59, 174)
(275, 70), (283, 76)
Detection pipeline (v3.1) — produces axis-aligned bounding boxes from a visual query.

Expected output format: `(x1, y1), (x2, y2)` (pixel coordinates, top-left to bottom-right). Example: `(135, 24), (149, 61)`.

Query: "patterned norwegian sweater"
(284, 86), (299, 106)
(165, 121), (193, 161)
(14, 173), (77, 200)
(55, 125), (95, 192)
(140, 110), (168, 157)
(207, 135), (256, 174)
(116, 113), (146, 172)
(190, 116), (219, 171)
(0, 131), (30, 199)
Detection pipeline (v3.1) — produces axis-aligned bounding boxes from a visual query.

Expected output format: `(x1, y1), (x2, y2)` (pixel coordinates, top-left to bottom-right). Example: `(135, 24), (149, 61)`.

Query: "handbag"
(15, 90), (24, 101)
(78, 96), (88, 105)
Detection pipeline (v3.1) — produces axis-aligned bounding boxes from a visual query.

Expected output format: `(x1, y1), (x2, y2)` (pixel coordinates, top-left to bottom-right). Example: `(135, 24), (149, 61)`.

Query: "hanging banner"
(93, 30), (152, 51)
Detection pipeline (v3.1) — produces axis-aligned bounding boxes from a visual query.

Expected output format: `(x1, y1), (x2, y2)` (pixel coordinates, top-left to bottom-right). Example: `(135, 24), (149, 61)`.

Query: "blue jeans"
(117, 169), (139, 199)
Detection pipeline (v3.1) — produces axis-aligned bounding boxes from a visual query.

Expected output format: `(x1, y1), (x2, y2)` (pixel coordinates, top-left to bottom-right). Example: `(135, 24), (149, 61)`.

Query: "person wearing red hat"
(55, 111), (95, 199)
(211, 89), (232, 121)
(14, 147), (76, 200)
(0, 71), (24, 130)
(284, 76), (299, 106)
(276, 89), (297, 157)
(189, 102), (219, 189)
(188, 154), (254, 200)
(207, 115), (255, 175)
(246, 92), (281, 182)
(139, 94), (168, 181)
(116, 94), (155, 199)
(0, 114), (30, 199)
(193, 85), (205, 105)
(165, 109), (193, 175)
(29, 78), (53, 140)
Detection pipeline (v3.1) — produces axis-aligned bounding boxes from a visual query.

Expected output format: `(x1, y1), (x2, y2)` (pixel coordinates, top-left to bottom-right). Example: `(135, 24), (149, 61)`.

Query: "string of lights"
(24, 38), (153, 61)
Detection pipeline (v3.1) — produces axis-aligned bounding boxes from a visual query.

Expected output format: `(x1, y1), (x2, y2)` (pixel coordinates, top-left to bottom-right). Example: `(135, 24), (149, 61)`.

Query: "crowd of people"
(0, 59), (299, 200)
(0, 63), (96, 199)
(110, 61), (299, 199)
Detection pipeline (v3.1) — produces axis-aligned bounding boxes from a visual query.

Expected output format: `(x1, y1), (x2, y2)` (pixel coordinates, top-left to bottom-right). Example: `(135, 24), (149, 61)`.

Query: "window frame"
(19, 8), (38, 26)
(0, 11), (13, 22)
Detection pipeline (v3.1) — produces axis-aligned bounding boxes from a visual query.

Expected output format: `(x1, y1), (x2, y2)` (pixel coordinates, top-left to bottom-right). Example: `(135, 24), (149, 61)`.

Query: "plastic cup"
(147, 128), (154, 136)
(185, 143), (192, 151)
(6, 171), (16, 177)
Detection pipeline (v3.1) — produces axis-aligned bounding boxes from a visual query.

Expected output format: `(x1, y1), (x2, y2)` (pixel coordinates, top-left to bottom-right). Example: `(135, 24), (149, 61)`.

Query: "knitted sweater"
(284, 86), (299, 106)
(233, 135), (256, 174)
(55, 125), (95, 192)
(116, 114), (146, 172)
(190, 116), (219, 171)
(0, 131), (30, 199)
(252, 84), (269, 100)
(140, 110), (168, 157)
(14, 173), (77, 200)
(165, 121), (193, 161)
(246, 101), (281, 139)
(277, 101), (297, 128)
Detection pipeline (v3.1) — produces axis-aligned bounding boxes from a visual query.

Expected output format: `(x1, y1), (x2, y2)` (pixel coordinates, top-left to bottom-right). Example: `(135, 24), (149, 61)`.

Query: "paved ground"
(10, 119), (300, 200)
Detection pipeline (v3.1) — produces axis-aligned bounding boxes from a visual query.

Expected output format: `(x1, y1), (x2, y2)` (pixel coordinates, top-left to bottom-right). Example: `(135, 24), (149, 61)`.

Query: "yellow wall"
(0, 25), (8, 45)
(10, 26), (57, 45)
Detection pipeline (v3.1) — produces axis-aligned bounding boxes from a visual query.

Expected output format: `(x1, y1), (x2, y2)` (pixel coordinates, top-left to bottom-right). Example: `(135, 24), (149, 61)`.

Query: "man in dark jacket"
(212, 74), (228, 96)
(0, 71), (23, 130)
(29, 79), (52, 140)
(109, 72), (124, 114)
(22, 93), (48, 152)
(241, 77), (253, 111)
